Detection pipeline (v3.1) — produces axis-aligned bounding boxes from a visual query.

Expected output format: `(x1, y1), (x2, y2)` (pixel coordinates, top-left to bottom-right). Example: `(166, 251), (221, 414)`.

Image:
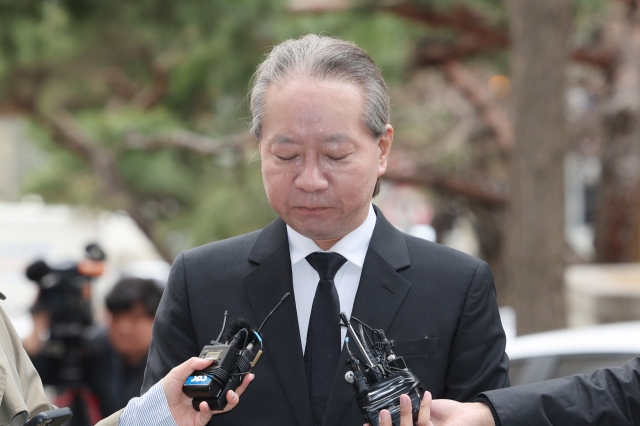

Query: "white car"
(506, 321), (640, 385)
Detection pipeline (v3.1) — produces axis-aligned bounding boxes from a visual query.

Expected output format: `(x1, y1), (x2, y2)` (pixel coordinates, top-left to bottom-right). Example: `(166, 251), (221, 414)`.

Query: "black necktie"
(304, 252), (347, 426)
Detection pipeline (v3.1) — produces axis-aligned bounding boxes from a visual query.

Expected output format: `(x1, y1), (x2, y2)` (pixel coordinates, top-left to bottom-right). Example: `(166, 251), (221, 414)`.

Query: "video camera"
(25, 243), (106, 386)
(341, 313), (425, 426)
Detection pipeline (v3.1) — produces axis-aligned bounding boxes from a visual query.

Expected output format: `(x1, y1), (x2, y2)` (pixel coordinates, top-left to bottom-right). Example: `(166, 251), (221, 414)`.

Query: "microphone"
(257, 292), (290, 334)
(183, 292), (291, 411)
(223, 318), (251, 344)
(25, 261), (51, 282)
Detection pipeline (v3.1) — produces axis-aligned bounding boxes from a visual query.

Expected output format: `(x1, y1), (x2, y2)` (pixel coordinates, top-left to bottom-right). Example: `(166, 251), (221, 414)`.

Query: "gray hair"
(249, 34), (391, 141)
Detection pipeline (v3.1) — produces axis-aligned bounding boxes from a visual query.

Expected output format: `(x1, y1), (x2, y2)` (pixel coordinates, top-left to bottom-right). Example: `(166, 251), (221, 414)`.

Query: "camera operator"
(1, 290), (253, 426)
(22, 243), (107, 425)
(25, 277), (164, 423)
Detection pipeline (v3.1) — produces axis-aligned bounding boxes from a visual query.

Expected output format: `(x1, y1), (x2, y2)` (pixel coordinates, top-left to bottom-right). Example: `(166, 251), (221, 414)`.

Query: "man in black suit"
(141, 34), (510, 426)
(386, 356), (640, 426)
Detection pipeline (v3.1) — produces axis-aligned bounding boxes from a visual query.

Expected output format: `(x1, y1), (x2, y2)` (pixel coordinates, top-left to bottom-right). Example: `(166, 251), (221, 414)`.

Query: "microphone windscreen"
(25, 260), (51, 282)
(223, 318), (251, 343)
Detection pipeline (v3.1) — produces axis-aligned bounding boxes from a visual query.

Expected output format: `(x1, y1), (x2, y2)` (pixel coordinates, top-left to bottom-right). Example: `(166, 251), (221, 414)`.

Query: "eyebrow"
(272, 134), (352, 144)
(323, 134), (350, 143)
(274, 135), (295, 144)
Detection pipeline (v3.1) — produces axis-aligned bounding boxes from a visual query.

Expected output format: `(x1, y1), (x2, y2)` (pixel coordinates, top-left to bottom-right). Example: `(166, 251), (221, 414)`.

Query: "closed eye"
(327, 153), (349, 161)
(275, 154), (298, 161)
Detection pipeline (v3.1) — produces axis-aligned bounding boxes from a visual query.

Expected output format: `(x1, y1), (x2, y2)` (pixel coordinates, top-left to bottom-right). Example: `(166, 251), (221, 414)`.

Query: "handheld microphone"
(182, 292), (290, 411)
(341, 313), (426, 426)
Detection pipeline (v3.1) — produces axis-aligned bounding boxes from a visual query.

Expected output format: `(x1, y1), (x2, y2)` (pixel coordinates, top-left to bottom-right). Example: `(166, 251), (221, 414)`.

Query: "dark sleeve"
(479, 357), (640, 426)
(141, 253), (200, 394)
(444, 261), (510, 401)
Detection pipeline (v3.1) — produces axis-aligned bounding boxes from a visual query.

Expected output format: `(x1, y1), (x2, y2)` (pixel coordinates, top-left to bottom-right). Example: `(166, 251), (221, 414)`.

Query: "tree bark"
(594, 2), (640, 263)
(505, 0), (573, 334)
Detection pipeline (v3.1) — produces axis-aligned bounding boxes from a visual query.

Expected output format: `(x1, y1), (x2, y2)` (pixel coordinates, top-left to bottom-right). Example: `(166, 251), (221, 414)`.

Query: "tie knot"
(306, 252), (347, 281)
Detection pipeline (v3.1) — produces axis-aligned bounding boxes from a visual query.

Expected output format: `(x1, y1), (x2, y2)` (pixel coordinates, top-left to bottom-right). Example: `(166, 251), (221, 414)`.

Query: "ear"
(377, 124), (394, 177)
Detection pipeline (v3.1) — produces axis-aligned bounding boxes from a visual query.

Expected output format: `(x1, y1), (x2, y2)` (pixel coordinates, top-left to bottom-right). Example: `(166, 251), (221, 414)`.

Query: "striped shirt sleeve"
(118, 382), (177, 426)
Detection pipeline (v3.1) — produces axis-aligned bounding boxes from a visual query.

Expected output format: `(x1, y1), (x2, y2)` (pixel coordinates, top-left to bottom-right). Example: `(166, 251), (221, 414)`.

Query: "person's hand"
(364, 392), (495, 426)
(365, 392), (435, 426)
(430, 399), (495, 426)
(161, 357), (254, 426)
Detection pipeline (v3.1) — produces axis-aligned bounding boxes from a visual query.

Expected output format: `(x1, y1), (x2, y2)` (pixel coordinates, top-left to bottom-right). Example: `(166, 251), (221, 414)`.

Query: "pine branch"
(441, 61), (513, 153)
(384, 154), (508, 207)
(122, 130), (253, 155)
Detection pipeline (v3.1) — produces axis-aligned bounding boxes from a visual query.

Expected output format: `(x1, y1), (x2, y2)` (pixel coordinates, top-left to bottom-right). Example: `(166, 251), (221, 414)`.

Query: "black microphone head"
(223, 318), (251, 343)
(25, 260), (51, 282)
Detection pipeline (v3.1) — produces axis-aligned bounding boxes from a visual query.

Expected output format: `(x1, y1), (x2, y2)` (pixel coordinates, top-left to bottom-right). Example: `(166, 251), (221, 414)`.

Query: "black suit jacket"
(480, 356), (640, 426)
(142, 206), (509, 425)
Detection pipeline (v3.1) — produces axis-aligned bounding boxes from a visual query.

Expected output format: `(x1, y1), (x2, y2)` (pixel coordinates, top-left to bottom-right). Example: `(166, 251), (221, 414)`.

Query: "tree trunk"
(594, 3), (640, 263)
(505, 0), (573, 334)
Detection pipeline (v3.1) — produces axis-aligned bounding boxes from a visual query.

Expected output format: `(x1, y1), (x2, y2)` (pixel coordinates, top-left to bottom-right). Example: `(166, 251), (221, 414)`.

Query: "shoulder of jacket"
(181, 229), (263, 262)
(403, 233), (484, 269)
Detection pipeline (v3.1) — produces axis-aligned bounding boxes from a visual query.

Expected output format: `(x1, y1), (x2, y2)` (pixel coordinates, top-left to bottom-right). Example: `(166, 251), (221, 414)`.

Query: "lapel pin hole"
(382, 283), (396, 294)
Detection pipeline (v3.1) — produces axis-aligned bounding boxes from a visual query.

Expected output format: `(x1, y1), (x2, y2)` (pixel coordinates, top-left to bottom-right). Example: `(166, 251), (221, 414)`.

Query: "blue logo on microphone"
(185, 375), (212, 386)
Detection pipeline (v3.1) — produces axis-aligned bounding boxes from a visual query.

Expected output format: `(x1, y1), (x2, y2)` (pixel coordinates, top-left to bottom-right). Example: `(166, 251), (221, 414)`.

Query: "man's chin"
(283, 206), (368, 242)
(285, 207), (334, 225)
(285, 217), (340, 241)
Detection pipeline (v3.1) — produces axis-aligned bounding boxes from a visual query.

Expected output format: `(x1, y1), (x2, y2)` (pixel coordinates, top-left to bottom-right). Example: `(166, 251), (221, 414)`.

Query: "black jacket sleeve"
(479, 356), (640, 426)
(444, 261), (510, 400)
(140, 253), (200, 394)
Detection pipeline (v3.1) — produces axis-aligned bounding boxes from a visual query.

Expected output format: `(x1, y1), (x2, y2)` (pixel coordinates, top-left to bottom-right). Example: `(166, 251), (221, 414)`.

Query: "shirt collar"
(287, 203), (376, 268)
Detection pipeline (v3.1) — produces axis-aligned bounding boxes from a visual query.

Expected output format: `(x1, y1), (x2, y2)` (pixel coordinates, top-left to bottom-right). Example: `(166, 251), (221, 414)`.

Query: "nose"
(294, 156), (329, 193)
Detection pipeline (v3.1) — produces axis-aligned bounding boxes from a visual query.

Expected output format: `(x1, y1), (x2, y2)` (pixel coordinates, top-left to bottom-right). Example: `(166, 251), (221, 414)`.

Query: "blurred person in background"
(24, 277), (164, 424)
(1, 285), (251, 426)
(89, 277), (163, 417)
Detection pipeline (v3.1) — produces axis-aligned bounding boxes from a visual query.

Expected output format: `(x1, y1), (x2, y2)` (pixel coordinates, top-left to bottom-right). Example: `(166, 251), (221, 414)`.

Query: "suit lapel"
(242, 218), (314, 426)
(323, 206), (412, 426)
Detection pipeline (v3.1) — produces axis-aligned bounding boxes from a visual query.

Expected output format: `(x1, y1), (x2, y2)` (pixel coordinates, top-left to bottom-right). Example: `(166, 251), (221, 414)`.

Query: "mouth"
(295, 206), (331, 212)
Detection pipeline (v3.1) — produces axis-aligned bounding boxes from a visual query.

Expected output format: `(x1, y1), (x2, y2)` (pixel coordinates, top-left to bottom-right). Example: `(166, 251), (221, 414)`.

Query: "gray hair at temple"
(249, 34), (391, 142)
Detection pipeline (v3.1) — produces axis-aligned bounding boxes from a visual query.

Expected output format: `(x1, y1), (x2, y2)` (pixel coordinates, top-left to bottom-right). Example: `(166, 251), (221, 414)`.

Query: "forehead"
(112, 303), (151, 318)
(262, 77), (368, 138)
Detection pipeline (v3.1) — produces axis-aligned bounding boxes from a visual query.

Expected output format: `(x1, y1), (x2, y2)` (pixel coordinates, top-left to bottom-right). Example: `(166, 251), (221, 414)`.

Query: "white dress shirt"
(287, 204), (376, 354)
(118, 381), (176, 426)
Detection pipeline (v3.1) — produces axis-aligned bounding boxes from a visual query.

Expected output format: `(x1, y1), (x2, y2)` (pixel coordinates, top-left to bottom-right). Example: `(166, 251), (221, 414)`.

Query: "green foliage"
(1, 0), (608, 258)
(184, 163), (276, 247)
(273, 9), (424, 84)
(1, 0), (433, 257)
(574, 0), (608, 45)
(20, 124), (98, 205)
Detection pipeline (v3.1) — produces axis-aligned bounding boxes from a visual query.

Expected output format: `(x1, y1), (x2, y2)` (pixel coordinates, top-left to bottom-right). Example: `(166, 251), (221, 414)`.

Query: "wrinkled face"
(259, 78), (393, 246)
(108, 304), (154, 364)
